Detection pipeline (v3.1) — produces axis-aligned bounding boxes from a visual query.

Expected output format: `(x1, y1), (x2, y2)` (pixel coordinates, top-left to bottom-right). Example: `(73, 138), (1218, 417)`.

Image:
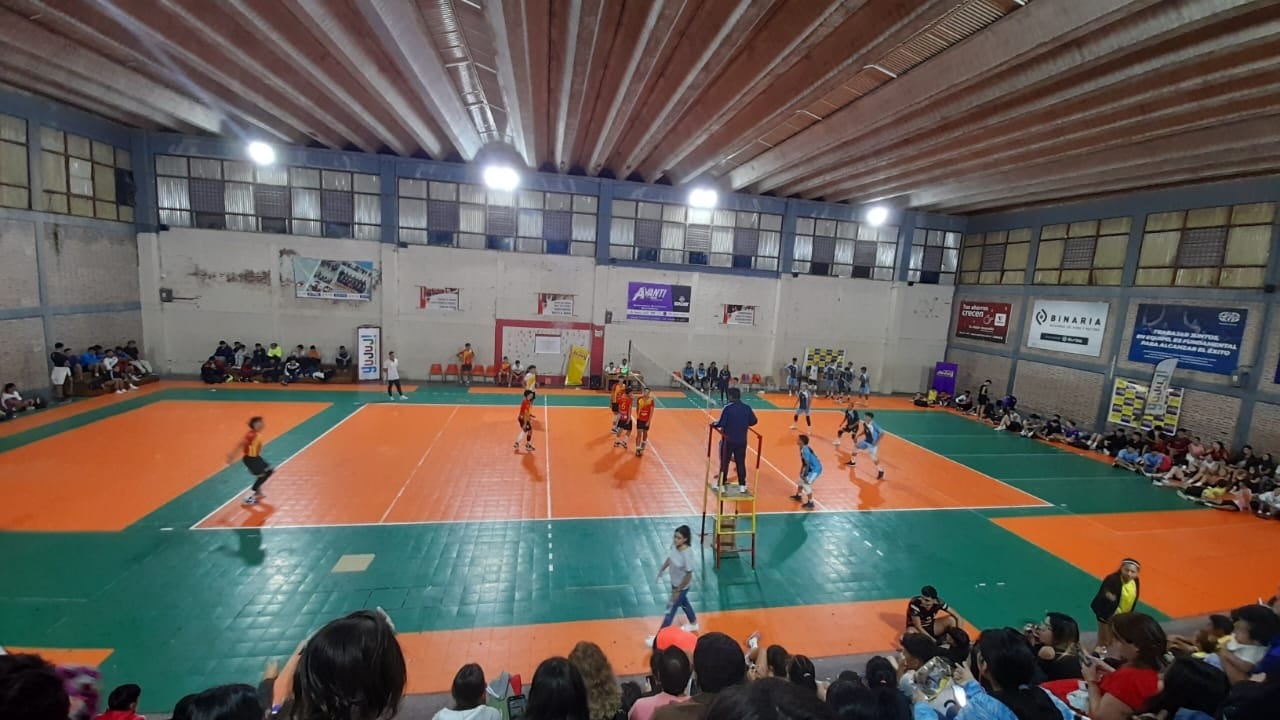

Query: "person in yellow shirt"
(457, 343), (476, 386)
(1090, 558), (1141, 649)
(610, 378), (628, 434)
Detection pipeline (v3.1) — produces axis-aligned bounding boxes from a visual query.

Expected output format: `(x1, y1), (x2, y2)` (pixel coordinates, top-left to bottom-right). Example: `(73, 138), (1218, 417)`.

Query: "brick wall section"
(0, 317), (48, 392)
(1248, 402), (1280, 455)
(41, 223), (140, 306)
(1014, 360), (1105, 426)
(945, 347), (1012, 396)
(1116, 297), (1267, 389)
(49, 311), (144, 353)
(1174, 386), (1242, 447)
(0, 219), (39, 311)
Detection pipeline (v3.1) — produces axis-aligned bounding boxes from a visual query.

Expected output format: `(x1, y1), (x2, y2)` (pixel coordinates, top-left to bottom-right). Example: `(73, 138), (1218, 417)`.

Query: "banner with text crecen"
(955, 301), (1010, 343)
(1128, 303), (1246, 376)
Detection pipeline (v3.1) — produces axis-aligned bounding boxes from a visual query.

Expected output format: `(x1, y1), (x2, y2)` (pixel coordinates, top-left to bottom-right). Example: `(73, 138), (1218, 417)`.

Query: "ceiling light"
(483, 165), (520, 192)
(247, 141), (276, 166)
(866, 205), (890, 227)
(688, 187), (718, 209)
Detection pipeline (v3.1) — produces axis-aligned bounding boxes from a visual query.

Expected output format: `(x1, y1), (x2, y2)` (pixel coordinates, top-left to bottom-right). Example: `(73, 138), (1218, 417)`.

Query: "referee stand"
(699, 425), (760, 568)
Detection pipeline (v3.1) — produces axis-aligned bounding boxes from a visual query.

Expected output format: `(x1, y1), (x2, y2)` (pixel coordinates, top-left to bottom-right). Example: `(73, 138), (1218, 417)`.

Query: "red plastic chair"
(428, 363), (444, 382)
(444, 363), (460, 381)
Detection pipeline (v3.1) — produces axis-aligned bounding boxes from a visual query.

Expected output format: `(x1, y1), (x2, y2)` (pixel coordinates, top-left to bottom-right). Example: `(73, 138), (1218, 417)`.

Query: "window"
(400, 182), (595, 257)
(791, 216), (897, 280)
(908, 229), (960, 284)
(958, 228), (1032, 285)
(41, 128), (134, 221)
(1034, 217), (1130, 286)
(0, 114), (28, 209)
(611, 202), (782, 270)
(1137, 204), (1274, 288)
(155, 156), (380, 238)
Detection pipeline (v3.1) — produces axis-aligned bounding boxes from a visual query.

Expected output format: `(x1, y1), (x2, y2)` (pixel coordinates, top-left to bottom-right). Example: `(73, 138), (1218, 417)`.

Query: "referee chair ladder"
(699, 425), (760, 568)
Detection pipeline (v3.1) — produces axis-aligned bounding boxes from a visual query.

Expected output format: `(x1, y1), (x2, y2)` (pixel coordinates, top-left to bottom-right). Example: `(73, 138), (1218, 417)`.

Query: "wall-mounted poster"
(1027, 300), (1108, 357)
(1108, 377), (1184, 433)
(537, 293), (576, 317)
(1128, 303), (1247, 375)
(722, 304), (756, 326)
(955, 301), (1011, 343)
(292, 257), (375, 300)
(419, 287), (460, 310)
(626, 282), (691, 322)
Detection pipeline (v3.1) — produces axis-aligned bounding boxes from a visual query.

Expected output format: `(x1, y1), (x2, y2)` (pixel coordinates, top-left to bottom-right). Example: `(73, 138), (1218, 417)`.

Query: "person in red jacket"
(96, 684), (144, 720)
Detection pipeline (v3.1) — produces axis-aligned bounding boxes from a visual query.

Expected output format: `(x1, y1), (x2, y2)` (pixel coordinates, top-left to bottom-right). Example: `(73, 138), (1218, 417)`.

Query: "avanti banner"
(1128, 303), (1247, 376)
(626, 281), (691, 322)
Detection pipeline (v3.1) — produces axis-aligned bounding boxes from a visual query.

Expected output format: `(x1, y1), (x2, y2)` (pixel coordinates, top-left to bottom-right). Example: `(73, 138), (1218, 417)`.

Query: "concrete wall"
(0, 211), (141, 397)
(139, 228), (954, 392)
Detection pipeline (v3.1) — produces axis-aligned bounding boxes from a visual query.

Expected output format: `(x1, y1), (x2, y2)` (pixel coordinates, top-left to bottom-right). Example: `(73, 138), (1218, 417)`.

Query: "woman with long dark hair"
(290, 610), (406, 720)
(1076, 612), (1166, 720)
(1031, 612), (1083, 680)
(927, 628), (1072, 720)
(527, 657), (590, 720)
(1137, 658), (1229, 720)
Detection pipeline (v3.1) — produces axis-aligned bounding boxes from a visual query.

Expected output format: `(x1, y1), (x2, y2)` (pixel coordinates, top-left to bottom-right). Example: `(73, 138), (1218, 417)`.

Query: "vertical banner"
(293, 258), (375, 300)
(1128, 304), (1247, 375)
(537, 293), (576, 317)
(626, 282), (692, 322)
(1145, 358), (1179, 418)
(1108, 378), (1184, 432)
(955, 301), (1011, 343)
(722, 304), (756, 326)
(419, 287), (461, 310)
(356, 326), (381, 382)
(565, 346), (590, 386)
(932, 362), (958, 394)
(1027, 300), (1109, 356)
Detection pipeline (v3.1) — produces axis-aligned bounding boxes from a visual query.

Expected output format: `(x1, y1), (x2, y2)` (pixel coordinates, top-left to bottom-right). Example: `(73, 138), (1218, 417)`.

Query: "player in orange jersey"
(634, 387), (655, 456)
(227, 416), (274, 505)
(613, 386), (634, 450)
(497, 355), (513, 386)
(610, 376), (628, 434)
(513, 389), (536, 453)
(457, 343), (476, 386)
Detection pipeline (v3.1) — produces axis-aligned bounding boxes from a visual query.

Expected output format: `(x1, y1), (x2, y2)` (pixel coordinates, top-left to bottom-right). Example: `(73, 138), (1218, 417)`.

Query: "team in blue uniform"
(790, 435), (823, 509)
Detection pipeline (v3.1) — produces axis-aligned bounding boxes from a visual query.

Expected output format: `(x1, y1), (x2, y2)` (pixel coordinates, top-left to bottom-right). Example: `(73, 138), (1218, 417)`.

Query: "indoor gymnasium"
(2, 2), (1280, 719)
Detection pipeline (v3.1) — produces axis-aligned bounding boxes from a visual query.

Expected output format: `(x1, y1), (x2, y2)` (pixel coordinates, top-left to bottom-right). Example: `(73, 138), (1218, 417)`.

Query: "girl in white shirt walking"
(384, 352), (406, 399)
(646, 525), (697, 646)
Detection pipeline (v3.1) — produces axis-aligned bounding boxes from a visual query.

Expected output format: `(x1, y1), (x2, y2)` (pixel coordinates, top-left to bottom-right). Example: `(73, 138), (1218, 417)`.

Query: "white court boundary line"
(543, 393), (553, 520)
(645, 440), (698, 516)
(888, 432), (1054, 508)
(378, 405), (459, 523)
(190, 404), (368, 529)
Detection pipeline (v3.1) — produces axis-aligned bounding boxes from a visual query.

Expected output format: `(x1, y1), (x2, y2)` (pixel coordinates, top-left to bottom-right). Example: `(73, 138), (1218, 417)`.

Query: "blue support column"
(895, 211), (917, 282)
(380, 156), (398, 244)
(780, 199), (798, 275)
(1092, 214), (1150, 430)
(131, 128), (158, 233)
(595, 181), (613, 264)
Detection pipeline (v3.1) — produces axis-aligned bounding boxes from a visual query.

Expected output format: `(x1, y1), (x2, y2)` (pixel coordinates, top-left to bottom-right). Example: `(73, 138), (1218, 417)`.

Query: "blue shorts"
(796, 406), (810, 416)
(859, 384), (870, 394)
(787, 377), (798, 387)
(855, 440), (879, 460)
(801, 471), (820, 486)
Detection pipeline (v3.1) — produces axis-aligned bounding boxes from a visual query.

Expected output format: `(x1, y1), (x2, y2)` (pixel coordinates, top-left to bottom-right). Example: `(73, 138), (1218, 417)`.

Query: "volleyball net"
(625, 340), (718, 410)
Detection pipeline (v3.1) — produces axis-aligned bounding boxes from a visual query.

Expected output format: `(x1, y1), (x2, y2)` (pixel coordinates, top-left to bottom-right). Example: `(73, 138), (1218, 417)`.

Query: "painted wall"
(139, 228), (953, 393)
(0, 211), (141, 396)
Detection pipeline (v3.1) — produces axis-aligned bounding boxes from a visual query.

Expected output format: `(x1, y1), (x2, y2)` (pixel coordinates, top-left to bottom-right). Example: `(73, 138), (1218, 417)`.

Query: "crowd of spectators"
(200, 341), (353, 385)
(6, 583), (1278, 720)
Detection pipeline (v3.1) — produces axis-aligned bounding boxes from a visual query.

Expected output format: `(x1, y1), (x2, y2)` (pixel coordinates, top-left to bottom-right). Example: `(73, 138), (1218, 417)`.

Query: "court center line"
(189, 404), (368, 529)
(378, 405), (459, 523)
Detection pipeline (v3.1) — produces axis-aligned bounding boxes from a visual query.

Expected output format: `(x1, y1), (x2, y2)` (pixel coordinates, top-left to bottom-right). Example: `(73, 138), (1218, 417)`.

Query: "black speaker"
(159, 288), (174, 303)
(589, 375), (602, 390)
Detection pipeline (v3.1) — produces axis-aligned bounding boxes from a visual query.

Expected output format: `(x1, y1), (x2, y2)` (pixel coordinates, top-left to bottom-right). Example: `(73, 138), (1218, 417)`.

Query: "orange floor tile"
(466, 386), (687, 398)
(994, 510), (1280, 618)
(397, 598), (915, 694)
(4, 648), (114, 667)
(0, 400), (328, 531)
(0, 383), (170, 439)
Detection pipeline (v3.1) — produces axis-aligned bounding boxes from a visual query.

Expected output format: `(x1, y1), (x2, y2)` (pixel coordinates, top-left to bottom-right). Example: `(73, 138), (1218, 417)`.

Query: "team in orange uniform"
(497, 355), (513, 386)
(513, 389), (536, 453)
(457, 343), (476, 386)
(613, 387), (634, 450)
(226, 416), (274, 505)
(634, 387), (655, 455)
(610, 379), (628, 433)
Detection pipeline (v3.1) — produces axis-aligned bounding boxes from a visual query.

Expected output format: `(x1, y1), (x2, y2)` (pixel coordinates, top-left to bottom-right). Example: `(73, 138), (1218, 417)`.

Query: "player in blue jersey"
(790, 383), (813, 430)
(833, 402), (861, 447)
(784, 358), (799, 396)
(847, 411), (885, 479)
(790, 435), (823, 510)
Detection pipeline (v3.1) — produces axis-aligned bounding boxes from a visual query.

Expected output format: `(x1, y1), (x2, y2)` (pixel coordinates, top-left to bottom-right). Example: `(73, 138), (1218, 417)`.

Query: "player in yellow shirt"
(610, 378), (628, 434)
(457, 343), (476, 386)
(635, 387), (655, 456)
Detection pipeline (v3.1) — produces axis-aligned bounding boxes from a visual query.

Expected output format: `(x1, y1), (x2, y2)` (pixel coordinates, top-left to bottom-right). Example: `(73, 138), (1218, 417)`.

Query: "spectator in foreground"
(570, 642), (625, 720)
(290, 610), (406, 720)
(0, 653), (70, 720)
(432, 664), (499, 720)
(936, 627), (1072, 720)
(906, 585), (958, 640)
(1137, 658), (1229, 720)
(653, 633), (746, 720)
(186, 684), (260, 720)
(1030, 612), (1083, 681)
(1211, 604), (1280, 683)
(629, 647), (691, 720)
(527, 657), (589, 720)
(1049, 612), (1165, 720)
(96, 684), (144, 720)
(705, 678), (834, 720)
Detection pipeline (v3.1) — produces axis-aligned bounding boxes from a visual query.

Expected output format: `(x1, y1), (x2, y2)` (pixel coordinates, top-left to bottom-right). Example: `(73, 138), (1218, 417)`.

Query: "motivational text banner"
(722, 304), (756, 326)
(419, 287), (461, 310)
(1128, 303), (1247, 376)
(626, 282), (692, 322)
(292, 258), (375, 301)
(1027, 300), (1109, 357)
(955, 301), (1011, 343)
(537, 293), (576, 317)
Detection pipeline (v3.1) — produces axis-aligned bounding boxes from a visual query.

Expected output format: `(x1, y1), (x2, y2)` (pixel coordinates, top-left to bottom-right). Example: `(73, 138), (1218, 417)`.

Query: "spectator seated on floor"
(213, 341), (235, 365)
(1099, 428), (1127, 458)
(101, 350), (139, 394)
(1207, 605), (1280, 684)
(304, 345), (322, 371)
(95, 683), (144, 720)
(923, 628), (1073, 720)
(335, 345), (352, 371)
(2, 382), (46, 419)
(1019, 414), (1044, 439)
(936, 390), (952, 407)
(1045, 612), (1166, 720)
(905, 586), (959, 641)
(912, 392), (930, 408)
(995, 409), (1023, 433)
(1113, 442), (1142, 472)
(953, 389), (972, 413)
(201, 357), (227, 384)
(1140, 447), (1172, 477)
(980, 400), (1003, 423)
(432, 664), (499, 720)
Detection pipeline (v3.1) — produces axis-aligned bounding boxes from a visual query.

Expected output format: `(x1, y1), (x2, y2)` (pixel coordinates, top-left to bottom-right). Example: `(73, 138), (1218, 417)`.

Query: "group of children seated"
(51, 341), (153, 397)
(200, 341), (353, 385)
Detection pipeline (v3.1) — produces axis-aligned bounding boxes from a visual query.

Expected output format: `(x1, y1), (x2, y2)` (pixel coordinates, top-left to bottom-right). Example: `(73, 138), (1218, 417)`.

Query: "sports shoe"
(128, 384), (139, 390)
(399, 394), (407, 400)
(789, 424), (797, 430)
(644, 635), (657, 648)
(846, 460), (856, 467)
(682, 623), (699, 632)
(789, 494), (803, 501)
(525, 444), (535, 452)
(802, 501), (815, 510)
(242, 495), (258, 505)
(877, 470), (885, 480)
(620, 440), (628, 449)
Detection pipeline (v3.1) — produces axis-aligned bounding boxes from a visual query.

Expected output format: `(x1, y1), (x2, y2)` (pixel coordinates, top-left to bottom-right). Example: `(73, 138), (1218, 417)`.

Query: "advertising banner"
(356, 326), (381, 382)
(1108, 377), (1184, 433)
(419, 287), (461, 310)
(932, 362), (958, 395)
(722, 304), (756, 326)
(626, 282), (691, 322)
(1146, 358), (1178, 418)
(955, 301), (1011, 343)
(292, 257), (375, 301)
(565, 346), (590, 386)
(1027, 300), (1109, 357)
(537, 293), (576, 317)
(1128, 303), (1247, 375)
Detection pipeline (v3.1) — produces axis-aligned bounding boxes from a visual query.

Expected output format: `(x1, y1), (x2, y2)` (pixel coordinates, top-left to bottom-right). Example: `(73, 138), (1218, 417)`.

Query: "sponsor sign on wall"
(1146, 358), (1179, 418)
(1128, 303), (1247, 375)
(292, 257), (375, 301)
(1108, 377), (1184, 433)
(356, 326), (381, 382)
(537, 293), (576, 317)
(419, 287), (461, 310)
(955, 301), (1011, 343)
(1027, 300), (1109, 357)
(722, 304), (756, 326)
(626, 282), (691, 322)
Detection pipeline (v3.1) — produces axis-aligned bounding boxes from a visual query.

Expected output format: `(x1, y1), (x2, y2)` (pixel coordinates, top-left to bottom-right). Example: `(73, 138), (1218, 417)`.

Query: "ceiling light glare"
(483, 165), (520, 192)
(247, 141), (276, 166)
(688, 187), (718, 209)
(866, 205), (890, 227)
